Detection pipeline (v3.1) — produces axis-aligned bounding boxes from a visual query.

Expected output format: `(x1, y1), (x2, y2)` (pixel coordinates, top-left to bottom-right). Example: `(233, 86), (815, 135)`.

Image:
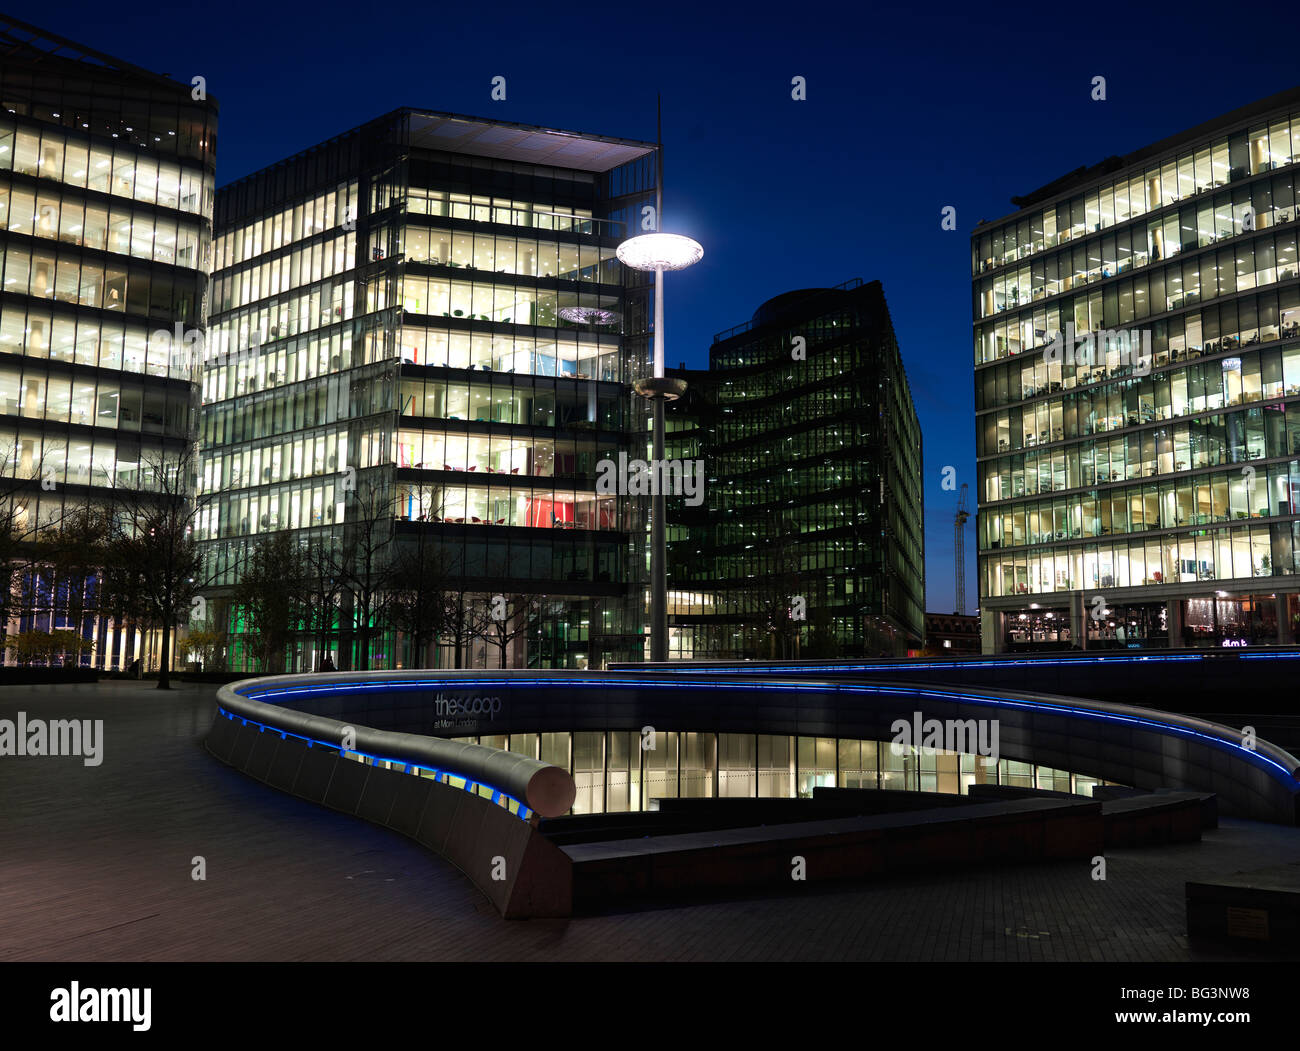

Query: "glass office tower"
(200, 109), (655, 671)
(666, 279), (925, 658)
(973, 88), (1300, 652)
(0, 17), (217, 668)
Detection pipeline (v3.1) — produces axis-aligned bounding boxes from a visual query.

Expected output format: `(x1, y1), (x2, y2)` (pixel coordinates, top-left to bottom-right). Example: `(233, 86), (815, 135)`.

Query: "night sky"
(37, 0), (1300, 615)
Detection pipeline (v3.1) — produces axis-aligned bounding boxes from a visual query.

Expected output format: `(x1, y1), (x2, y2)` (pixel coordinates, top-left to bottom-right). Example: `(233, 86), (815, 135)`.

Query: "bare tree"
(384, 530), (450, 669)
(482, 591), (542, 669)
(229, 530), (311, 674)
(0, 441), (47, 662)
(101, 448), (206, 689)
(336, 479), (394, 671)
(749, 524), (805, 659)
(303, 533), (346, 671)
(40, 504), (112, 658)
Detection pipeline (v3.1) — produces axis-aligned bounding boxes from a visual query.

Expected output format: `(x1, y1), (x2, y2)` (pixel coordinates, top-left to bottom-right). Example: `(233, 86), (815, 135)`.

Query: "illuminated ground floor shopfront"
(984, 588), (1299, 651)
(441, 729), (1118, 815)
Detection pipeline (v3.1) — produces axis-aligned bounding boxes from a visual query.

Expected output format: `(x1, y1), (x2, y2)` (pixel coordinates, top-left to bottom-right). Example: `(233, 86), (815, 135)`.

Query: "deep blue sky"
(40, 0), (1300, 615)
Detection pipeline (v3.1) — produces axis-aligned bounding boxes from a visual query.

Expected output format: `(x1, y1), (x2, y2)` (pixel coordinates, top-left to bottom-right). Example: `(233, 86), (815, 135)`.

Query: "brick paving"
(2, 681), (1298, 962)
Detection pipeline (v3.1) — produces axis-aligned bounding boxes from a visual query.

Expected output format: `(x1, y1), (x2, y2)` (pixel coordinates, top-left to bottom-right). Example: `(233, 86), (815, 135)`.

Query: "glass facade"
(974, 90), (1300, 651)
(451, 729), (1113, 815)
(0, 19), (216, 668)
(199, 110), (656, 672)
(665, 280), (925, 657)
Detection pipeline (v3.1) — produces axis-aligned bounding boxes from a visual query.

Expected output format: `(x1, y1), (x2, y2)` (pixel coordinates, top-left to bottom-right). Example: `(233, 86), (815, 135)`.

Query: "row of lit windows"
(982, 462), (1300, 551)
(212, 231), (353, 312)
(977, 178), (1294, 316)
(402, 225), (618, 283)
(200, 427), (347, 497)
(399, 376), (624, 429)
(203, 426), (628, 494)
(208, 278), (354, 377)
(460, 730), (1104, 812)
(405, 188), (600, 236)
(0, 181), (205, 270)
(447, 434), (609, 487)
(0, 241), (201, 326)
(0, 429), (184, 499)
(979, 273), (1300, 371)
(397, 327), (621, 381)
(984, 411), (1300, 503)
(980, 365), (1300, 458)
(0, 303), (195, 380)
(395, 431), (618, 478)
(982, 522), (1298, 598)
(0, 120), (211, 215)
(213, 181), (358, 270)
(392, 483), (626, 531)
(201, 371), (369, 450)
(195, 478), (349, 539)
(0, 364), (190, 436)
(197, 477), (634, 539)
(981, 311), (1300, 440)
(397, 275), (619, 330)
(1000, 595), (1292, 647)
(974, 113), (1300, 274)
(977, 217), (1300, 323)
(979, 318), (1300, 412)
(200, 328), (356, 406)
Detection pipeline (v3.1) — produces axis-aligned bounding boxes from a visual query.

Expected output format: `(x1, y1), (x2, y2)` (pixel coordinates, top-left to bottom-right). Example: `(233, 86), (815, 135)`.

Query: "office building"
(0, 16), (217, 668)
(974, 88), (1300, 651)
(199, 109), (656, 671)
(666, 279), (925, 658)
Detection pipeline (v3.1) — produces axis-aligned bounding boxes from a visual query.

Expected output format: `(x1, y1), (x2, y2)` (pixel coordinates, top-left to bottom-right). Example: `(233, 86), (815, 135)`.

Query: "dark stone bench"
(563, 797), (1103, 909)
(1187, 863), (1300, 950)
(1102, 792), (1206, 847)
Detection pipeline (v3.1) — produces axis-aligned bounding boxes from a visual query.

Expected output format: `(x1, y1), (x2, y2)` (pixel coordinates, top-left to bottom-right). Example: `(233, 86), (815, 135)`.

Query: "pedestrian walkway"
(2, 682), (1297, 961)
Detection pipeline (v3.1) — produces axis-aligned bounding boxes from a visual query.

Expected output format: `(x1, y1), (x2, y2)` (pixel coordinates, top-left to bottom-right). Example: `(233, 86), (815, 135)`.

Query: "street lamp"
(617, 230), (702, 662)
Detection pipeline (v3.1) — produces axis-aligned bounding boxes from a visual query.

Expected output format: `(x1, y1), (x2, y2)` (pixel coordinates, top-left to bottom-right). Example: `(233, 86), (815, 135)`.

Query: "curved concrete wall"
(204, 686), (576, 917)
(223, 670), (1300, 824)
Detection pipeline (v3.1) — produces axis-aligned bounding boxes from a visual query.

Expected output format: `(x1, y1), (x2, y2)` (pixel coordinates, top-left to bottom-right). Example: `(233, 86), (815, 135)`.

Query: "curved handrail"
(217, 677), (576, 819)
(227, 668), (1300, 790)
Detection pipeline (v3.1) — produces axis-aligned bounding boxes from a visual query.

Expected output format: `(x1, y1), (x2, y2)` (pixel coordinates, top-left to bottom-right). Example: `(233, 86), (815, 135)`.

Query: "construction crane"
(954, 483), (970, 616)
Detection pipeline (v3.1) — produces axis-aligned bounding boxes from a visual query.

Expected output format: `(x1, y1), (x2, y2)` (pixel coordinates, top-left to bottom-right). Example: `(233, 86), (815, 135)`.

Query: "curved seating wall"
(225, 670), (1300, 824)
(206, 677), (578, 918)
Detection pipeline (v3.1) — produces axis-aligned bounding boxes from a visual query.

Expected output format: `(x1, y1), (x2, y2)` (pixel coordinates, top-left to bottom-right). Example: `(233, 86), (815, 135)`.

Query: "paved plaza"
(2, 682), (1298, 962)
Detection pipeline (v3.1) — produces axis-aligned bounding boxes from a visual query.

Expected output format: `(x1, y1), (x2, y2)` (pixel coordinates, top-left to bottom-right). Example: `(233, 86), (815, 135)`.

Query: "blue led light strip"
(625, 651), (1300, 673)
(216, 706), (533, 821)
(237, 675), (1300, 788)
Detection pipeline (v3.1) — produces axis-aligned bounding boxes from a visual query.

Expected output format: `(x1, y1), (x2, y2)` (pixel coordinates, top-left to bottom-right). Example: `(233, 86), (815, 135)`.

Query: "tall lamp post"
(617, 231), (702, 661)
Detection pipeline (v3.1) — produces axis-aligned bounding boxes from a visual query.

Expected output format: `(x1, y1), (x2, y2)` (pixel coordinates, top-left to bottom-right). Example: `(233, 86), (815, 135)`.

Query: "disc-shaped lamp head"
(616, 232), (703, 272)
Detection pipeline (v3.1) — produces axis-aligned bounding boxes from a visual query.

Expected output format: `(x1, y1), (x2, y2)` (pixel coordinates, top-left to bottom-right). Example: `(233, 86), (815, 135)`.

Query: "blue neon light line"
(624, 651), (1300, 672)
(235, 674), (1300, 787)
(215, 706), (530, 820)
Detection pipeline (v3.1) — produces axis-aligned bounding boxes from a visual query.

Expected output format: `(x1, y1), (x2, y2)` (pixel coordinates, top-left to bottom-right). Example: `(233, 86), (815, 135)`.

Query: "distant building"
(666, 279), (925, 658)
(923, 612), (980, 655)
